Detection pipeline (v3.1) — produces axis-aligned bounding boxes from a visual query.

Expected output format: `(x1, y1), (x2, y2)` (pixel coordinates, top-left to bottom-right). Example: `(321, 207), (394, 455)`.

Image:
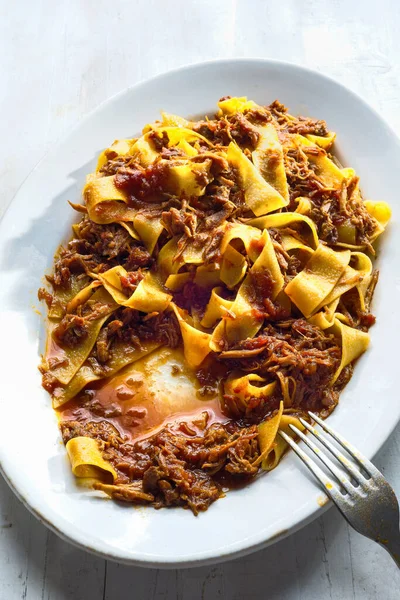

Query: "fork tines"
(279, 411), (380, 501)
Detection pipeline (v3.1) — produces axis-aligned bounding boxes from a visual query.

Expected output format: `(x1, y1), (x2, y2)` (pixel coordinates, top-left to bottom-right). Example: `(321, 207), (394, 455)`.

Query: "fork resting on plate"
(279, 412), (400, 568)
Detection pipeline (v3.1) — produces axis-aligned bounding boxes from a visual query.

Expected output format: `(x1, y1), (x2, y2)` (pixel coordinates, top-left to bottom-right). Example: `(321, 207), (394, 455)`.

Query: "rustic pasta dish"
(38, 96), (391, 514)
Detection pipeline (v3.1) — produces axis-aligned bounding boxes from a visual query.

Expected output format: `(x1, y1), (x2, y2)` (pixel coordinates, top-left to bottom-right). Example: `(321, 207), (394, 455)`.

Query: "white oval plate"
(0, 59), (399, 568)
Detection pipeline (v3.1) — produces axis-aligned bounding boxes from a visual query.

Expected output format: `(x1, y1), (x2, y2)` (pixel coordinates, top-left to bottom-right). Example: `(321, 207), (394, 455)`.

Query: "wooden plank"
(0, 477), (47, 600)
(40, 533), (105, 600)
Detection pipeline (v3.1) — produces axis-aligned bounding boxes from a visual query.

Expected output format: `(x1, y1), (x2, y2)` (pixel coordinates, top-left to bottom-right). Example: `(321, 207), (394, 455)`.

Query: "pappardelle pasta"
(39, 97), (390, 514)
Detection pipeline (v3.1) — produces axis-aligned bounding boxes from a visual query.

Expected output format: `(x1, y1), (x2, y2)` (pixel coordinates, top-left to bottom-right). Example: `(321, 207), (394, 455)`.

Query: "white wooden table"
(1, 1), (400, 597)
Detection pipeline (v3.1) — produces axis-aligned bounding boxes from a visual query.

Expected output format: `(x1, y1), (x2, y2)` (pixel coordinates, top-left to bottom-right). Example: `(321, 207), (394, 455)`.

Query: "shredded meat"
(38, 287), (53, 309)
(284, 145), (377, 248)
(268, 100), (328, 136)
(173, 281), (213, 315)
(41, 371), (59, 393)
(229, 113), (260, 147)
(124, 246), (153, 271)
(148, 129), (170, 151)
(60, 418), (259, 514)
(53, 314), (88, 347)
(287, 116), (328, 136)
(47, 218), (152, 289)
(116, 308), (181, 348)
(161, 206), (198, 238)
(220, 319), (342, 419)
(120, 270), (144, 295)
(191, 112), (260, 148)
(100, 155), (133, 176)
(95, 320), (123, 364)
(52, 296), (113, 348)
(85, 307), (182, 369)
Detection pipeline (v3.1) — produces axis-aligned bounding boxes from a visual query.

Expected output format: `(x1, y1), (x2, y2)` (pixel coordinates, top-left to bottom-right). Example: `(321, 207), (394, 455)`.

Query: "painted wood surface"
(1, 0), (400, 597)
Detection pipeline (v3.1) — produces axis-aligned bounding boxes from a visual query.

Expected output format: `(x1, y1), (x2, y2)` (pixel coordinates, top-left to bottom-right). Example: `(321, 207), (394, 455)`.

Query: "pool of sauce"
(58, 347), (229, 443)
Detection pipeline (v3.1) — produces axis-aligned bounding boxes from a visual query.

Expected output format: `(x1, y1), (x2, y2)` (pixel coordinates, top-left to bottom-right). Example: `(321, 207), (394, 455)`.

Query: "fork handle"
(381, 534), (400, 568)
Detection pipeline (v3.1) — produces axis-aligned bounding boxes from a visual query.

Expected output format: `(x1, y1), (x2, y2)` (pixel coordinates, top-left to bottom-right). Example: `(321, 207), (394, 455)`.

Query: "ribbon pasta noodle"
(38, 96), (390, 514)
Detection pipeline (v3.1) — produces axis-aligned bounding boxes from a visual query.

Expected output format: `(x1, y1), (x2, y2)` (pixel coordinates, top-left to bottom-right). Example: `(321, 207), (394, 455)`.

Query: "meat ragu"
(38, 96), (391, 514)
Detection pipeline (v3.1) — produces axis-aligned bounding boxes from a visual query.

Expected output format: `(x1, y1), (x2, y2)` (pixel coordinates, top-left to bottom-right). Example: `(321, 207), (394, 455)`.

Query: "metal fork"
(279, 411), (400, 567)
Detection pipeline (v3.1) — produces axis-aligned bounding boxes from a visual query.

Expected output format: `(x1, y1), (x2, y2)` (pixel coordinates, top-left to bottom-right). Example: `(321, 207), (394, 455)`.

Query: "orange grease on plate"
(58, 347), (228, 442)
